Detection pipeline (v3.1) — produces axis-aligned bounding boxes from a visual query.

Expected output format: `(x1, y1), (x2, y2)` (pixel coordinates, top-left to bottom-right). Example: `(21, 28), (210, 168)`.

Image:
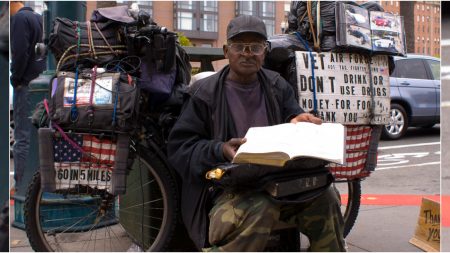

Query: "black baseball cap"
(226, 15), (267, 40)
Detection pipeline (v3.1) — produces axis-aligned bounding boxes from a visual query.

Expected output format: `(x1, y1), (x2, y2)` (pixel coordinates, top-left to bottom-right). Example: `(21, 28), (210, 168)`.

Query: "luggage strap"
(87, 66), (97, 125)
(306, 1), (321, 51)
(294, 32), (318, 115)
(86, 21), (97, 59)
(70, 67), (79, 122)
(43, 99), (83, 153)
(93, 22), (117, 56)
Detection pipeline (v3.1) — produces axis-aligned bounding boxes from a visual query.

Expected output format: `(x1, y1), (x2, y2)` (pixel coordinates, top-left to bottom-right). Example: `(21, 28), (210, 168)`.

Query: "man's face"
(224, 33), (267, 81)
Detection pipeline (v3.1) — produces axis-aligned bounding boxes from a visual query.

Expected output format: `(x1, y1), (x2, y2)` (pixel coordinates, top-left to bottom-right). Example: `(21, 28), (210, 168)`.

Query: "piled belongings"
(264, 1), (404, 179)
(36, 5), (191, 195)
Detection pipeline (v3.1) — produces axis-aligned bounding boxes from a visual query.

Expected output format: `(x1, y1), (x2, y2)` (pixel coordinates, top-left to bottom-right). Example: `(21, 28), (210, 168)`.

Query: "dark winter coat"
(167, 66), (304, 249)
(10, 7), (45, 87)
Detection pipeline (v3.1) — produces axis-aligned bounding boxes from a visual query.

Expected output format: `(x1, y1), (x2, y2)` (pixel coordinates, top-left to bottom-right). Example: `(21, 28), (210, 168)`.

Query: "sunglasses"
(228, 42), (268, 55)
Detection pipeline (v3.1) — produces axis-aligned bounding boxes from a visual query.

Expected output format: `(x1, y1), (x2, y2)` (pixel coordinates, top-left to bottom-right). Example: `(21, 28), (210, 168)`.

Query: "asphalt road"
(345, 126), (440, 252)
(367, 128), (440, 195)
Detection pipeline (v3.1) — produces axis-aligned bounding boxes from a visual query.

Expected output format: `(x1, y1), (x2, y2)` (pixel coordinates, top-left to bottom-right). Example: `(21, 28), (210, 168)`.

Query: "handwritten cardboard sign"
(295, 51), (390, 125)
(409, 198), (440, 252)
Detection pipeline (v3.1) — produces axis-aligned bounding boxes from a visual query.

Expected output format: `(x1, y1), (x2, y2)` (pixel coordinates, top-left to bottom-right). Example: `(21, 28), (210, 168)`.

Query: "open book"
(232, 123), (345, 167)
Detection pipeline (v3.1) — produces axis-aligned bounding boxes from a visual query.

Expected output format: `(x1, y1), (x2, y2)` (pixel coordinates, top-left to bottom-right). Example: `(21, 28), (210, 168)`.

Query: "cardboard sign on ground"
(409, 198), (440, 252)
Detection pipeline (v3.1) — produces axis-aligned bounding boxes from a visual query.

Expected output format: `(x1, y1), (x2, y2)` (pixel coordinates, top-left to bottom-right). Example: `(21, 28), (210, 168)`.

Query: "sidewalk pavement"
(10, 194), (437, 252)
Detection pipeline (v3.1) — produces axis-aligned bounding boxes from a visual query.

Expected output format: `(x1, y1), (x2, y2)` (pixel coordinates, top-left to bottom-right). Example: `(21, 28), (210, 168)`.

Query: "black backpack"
(48, 17), (127, 71)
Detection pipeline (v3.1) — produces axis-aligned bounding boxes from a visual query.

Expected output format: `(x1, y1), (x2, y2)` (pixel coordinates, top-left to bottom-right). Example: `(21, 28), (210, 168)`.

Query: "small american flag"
(328, 126), (373, 179)
(54, 134), (116, 165)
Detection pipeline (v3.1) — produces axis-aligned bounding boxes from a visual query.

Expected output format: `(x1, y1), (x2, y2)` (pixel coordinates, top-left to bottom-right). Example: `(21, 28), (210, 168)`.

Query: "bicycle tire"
(24, 146), (179, 252)
(340, 179), (361, 238)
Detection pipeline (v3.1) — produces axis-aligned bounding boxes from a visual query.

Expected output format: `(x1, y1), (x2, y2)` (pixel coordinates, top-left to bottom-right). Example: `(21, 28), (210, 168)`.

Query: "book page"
(289, 123), (345, 164)
(236, 123), (295, 154)
(233, 123), (345, 165)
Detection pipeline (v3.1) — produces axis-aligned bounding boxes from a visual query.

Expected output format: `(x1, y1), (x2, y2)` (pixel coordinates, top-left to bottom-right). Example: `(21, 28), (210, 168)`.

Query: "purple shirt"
(225, 79), (269, 138)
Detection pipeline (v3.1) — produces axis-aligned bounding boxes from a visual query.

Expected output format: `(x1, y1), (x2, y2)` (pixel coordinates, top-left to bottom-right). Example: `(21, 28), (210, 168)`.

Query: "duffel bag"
(48, 17), (127, 71)
(49, 68), (139, 132)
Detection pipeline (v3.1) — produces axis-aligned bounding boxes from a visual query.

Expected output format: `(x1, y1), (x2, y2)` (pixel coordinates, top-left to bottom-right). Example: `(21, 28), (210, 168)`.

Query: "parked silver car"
(382, 54), (440, 140)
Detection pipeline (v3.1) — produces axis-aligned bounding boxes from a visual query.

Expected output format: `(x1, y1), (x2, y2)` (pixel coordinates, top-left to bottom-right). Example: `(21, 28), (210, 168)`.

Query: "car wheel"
(382, 104), (408, 140)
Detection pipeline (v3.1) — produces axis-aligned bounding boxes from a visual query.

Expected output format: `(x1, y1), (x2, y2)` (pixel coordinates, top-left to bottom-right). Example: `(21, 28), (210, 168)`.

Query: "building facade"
(28, 1), (441, 70)
(88, 1), (440, 60)
(379, 0), (440, 57)
(86, 1), (291, 70)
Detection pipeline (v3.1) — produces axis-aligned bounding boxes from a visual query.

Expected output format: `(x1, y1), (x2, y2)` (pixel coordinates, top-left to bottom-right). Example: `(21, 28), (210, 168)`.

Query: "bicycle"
(24, 99), (373, 252)
(23, 11), (373, 252)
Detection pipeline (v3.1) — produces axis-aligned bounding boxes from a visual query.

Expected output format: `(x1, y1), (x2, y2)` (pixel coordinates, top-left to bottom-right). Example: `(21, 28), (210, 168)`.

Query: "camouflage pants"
(204, 186), (346, 252)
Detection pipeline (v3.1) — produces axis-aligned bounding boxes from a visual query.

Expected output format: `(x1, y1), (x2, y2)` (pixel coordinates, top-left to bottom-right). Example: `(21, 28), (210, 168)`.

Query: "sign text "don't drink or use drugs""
(295, 51), (390, 125)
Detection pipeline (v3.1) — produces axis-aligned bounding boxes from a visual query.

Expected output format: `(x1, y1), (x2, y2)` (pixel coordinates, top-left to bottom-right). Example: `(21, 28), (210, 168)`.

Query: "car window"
(392, 59), (428, 79)
(426, 59), (440, 80)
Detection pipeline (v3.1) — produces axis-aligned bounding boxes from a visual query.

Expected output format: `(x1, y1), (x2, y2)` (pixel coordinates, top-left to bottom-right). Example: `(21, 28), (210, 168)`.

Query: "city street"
(10, 126), (440, 252)
(441, 15), (450, 252)
(346, 126), (440, 252)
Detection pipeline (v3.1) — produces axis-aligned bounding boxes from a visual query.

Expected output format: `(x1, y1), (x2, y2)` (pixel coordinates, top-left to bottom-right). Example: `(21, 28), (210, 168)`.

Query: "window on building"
(174, 1), (218, 39)
(237, 1), (276, 37)
(116, 0), (153, 16)
(416, 4), (419, 10)
(200, 43), (212, 48)
(284, 2), (290, 12)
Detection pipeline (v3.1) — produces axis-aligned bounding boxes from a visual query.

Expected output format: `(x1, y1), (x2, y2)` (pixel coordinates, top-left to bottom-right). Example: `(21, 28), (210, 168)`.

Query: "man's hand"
(222, 138), (246, 161)
(290, 113), (322, 125)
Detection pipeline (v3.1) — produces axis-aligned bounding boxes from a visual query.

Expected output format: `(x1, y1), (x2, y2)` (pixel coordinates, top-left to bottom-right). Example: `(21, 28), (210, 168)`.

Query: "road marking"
(377, 152), (429, 166)
(376, 161), (440, 170)
(9, 172), (13, 175)
(341, 194), (440, 206)
(442, 66), (450, 73)
(442, 39), (450, 46)
(442, 101), (450, 107)
(379, 142), (439, 150)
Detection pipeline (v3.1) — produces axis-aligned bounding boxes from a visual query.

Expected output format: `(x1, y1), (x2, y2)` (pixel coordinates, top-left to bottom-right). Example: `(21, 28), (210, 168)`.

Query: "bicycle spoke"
(118, 198), (164, 211)
(118, 209), (163, 221)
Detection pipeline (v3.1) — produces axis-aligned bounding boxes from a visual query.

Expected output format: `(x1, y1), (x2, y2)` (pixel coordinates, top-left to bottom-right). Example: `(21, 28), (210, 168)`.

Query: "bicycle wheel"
(24, 146), (178, 252)
(334, 179), (361, 238)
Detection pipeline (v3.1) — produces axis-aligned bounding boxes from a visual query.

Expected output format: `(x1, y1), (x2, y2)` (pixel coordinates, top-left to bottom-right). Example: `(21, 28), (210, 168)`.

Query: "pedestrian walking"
(10, 1), (45, 190)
